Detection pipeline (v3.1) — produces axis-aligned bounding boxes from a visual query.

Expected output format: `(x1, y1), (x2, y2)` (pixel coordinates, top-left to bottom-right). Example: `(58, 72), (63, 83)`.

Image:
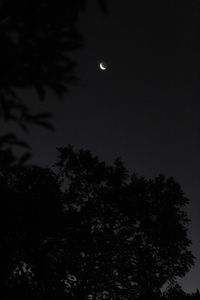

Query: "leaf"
(97, 0), (108, 14)
(35, 85), (46, 101)
(36, 120), (55, 131)
(18, 151), (32, 165)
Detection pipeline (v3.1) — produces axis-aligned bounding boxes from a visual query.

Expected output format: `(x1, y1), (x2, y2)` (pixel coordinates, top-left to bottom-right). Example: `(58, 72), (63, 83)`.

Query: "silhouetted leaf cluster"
(0, 0), (107, 167)
(163, 283), (200, 300)
(0, 146), (195, 299)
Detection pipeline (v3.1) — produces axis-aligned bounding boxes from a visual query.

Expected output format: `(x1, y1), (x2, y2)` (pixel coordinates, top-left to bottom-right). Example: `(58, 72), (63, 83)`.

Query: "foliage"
(55, 146), (194, 299)
(0, 0), (107, 166)
(163, 282), (200, 300)
(0, 146), (194, 299)
(0, 165), (63, 299)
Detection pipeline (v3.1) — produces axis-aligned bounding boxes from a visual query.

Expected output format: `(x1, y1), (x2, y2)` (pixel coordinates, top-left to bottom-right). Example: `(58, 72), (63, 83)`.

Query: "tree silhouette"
(0, 146), (194, 299)
(0, 165), (63, 299)
(163, 282), (200, 300)
(0, 0), (107, 167)
(55, 146), (194, 299)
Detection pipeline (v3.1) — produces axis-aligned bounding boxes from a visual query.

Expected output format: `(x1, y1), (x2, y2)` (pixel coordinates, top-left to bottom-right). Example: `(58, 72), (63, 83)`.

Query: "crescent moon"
(100, 62), (107, 70)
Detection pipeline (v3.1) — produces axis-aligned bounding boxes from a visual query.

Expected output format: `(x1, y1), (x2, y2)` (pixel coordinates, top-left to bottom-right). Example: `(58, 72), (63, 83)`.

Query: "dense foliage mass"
(0, 146), (194, 299)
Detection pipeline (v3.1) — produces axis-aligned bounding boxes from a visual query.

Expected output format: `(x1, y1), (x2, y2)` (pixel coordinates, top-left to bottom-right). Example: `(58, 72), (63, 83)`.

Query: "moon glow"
(99, 62), (107, 71)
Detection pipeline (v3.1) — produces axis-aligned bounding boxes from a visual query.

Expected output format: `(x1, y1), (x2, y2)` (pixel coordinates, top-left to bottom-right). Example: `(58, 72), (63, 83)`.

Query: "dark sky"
(20, 0), (200, 292)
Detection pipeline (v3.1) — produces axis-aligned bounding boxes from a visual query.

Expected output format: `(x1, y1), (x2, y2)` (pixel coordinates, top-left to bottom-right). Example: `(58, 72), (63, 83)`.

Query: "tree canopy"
(0, 146), (194, 299)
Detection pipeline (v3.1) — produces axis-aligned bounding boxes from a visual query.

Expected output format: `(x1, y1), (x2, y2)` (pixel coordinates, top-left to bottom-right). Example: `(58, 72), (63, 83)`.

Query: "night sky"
(19, 0), (200, 292)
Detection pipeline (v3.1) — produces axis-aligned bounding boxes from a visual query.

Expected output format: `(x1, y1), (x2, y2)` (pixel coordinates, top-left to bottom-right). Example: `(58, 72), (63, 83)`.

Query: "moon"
(99, 62), (107, 71)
